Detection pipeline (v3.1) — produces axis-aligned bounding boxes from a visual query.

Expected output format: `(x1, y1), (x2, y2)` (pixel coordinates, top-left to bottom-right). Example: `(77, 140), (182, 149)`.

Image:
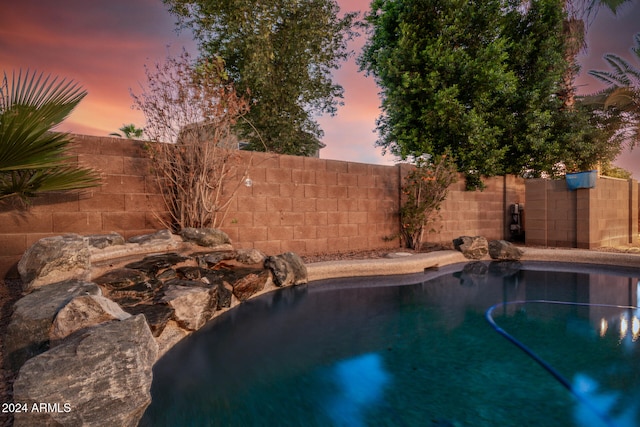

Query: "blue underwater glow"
(572, 373), (639, 427)
(321, 353), (390, 427)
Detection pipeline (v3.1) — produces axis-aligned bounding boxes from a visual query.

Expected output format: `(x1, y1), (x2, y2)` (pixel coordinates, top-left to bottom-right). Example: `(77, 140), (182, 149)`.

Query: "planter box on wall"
(566, 170), (597, 191)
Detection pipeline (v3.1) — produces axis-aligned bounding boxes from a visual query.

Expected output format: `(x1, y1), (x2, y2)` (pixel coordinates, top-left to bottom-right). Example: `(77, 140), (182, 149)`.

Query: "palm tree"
(559, 0), (633, 109)
(589, 32), (640, 88)
(587, 33), (640, 146)
(0, 70), (100, 203)
(109, 123), (144, 139)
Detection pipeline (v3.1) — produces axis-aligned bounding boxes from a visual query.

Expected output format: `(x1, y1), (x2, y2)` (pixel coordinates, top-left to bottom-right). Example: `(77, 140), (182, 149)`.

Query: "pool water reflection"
(140, 261), (640, 427)
(322, 353), (390, 427)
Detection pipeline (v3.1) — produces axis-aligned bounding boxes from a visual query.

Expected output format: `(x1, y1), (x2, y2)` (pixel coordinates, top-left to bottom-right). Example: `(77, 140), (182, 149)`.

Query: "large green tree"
(501, 0), (570, 176)
(360, 0), (571, 188)
(163, 0), (357, 156)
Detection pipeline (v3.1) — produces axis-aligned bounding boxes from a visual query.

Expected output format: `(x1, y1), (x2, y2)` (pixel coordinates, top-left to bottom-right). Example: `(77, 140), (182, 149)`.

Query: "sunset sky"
(1, 0), (639, 176)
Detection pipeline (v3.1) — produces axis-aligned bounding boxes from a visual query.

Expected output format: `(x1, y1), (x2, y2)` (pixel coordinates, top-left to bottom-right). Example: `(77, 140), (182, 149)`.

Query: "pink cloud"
(0, 0), (194, 137)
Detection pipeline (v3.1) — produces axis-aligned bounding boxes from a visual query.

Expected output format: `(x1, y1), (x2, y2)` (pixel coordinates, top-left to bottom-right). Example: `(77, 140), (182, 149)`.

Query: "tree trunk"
(559, 17), (585, 110)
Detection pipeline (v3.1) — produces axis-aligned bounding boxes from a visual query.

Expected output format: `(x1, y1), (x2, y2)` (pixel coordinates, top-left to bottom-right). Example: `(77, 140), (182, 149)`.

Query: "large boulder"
(179, 227), (231, 247)
(49, 295), (131, 344)
(176, 266), (205, 280)
(264, 252), (308, 287)
(202, 276), (233, 309)
(231, 270), (270, 301)
(155, 320), (190, 359)
(195, 250), (236, 268)
(162, 285), (217, 330)
(4, 280), (101, 371)
(18, 234), (91, 290)
(124, 253), (188, 275)
(125, 303), (174, 337)
(217, 281), (234, 308)
(452, 236), (489, 260)
(94, 268), (148, 292)
(488, 239), (523, 261)
(13, 315), (158, 427)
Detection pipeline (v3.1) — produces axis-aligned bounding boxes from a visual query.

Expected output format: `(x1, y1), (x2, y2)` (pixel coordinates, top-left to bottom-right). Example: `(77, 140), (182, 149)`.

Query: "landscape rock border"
(7, 229), (307, 426)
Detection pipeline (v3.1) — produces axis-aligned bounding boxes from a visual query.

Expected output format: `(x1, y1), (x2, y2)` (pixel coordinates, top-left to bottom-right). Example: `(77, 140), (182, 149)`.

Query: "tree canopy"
(163, 0), (358, 156)
(360, 0), (576, 188)
(359, 0), (629, 187)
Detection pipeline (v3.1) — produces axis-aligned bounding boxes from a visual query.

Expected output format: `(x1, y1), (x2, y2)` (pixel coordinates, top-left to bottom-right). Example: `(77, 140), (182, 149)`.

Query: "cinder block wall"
(525, 179), (578, 247)
(587, 177), (639, 248)
(0, 135), (526, 278)
(438, 174), (525, 243)
(525, 176), (638, 249)
(0, 135), (167, 277)
(221, 151), (400, 255)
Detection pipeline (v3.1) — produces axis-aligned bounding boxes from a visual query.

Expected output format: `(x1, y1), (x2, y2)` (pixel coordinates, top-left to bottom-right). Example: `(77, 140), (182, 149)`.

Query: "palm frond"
(0, 70), (87, 171)
(0, 69), (99, 203)
(604, 87), (637, 109)
(603, 54), (633, 85)
(633, 33), (640, 59)
(1, 70), (86, 113)
(578, 90), (611, 106)
(0, 166), (100, 202)
(588, 69), (626, 87)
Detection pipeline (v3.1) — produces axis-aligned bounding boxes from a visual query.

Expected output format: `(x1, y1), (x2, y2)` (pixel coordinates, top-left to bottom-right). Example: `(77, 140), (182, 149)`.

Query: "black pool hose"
(485, 300), (625, 427)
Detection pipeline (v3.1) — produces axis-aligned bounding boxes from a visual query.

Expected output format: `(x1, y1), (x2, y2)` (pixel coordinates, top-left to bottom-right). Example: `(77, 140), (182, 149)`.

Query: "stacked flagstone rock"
(5, 228), (307, 427)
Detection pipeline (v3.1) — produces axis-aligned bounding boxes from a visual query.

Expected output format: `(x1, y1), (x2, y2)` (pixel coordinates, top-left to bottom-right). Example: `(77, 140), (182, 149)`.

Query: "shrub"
(400, 154), (458, 250)
(131, 51), (250, 230)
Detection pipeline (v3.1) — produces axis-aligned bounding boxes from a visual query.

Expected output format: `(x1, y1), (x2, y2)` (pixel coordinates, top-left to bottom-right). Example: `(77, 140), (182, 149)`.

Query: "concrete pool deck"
(306, 247), (640, 282)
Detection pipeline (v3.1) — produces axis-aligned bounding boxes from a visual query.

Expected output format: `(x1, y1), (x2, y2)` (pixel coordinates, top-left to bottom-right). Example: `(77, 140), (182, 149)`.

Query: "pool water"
(140, 261), (640, 427)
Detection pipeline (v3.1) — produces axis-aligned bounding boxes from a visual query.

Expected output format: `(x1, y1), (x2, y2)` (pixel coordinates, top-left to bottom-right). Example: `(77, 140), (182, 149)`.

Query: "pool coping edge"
(306, 248), (640, 282)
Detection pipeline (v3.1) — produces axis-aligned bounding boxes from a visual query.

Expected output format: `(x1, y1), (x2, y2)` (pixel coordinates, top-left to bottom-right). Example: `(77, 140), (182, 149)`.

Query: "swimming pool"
(140, 261), (640, 426)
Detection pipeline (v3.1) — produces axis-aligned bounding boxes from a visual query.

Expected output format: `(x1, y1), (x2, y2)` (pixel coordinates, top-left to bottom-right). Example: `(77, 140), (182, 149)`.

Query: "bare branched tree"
(132, 50), (250, 231)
